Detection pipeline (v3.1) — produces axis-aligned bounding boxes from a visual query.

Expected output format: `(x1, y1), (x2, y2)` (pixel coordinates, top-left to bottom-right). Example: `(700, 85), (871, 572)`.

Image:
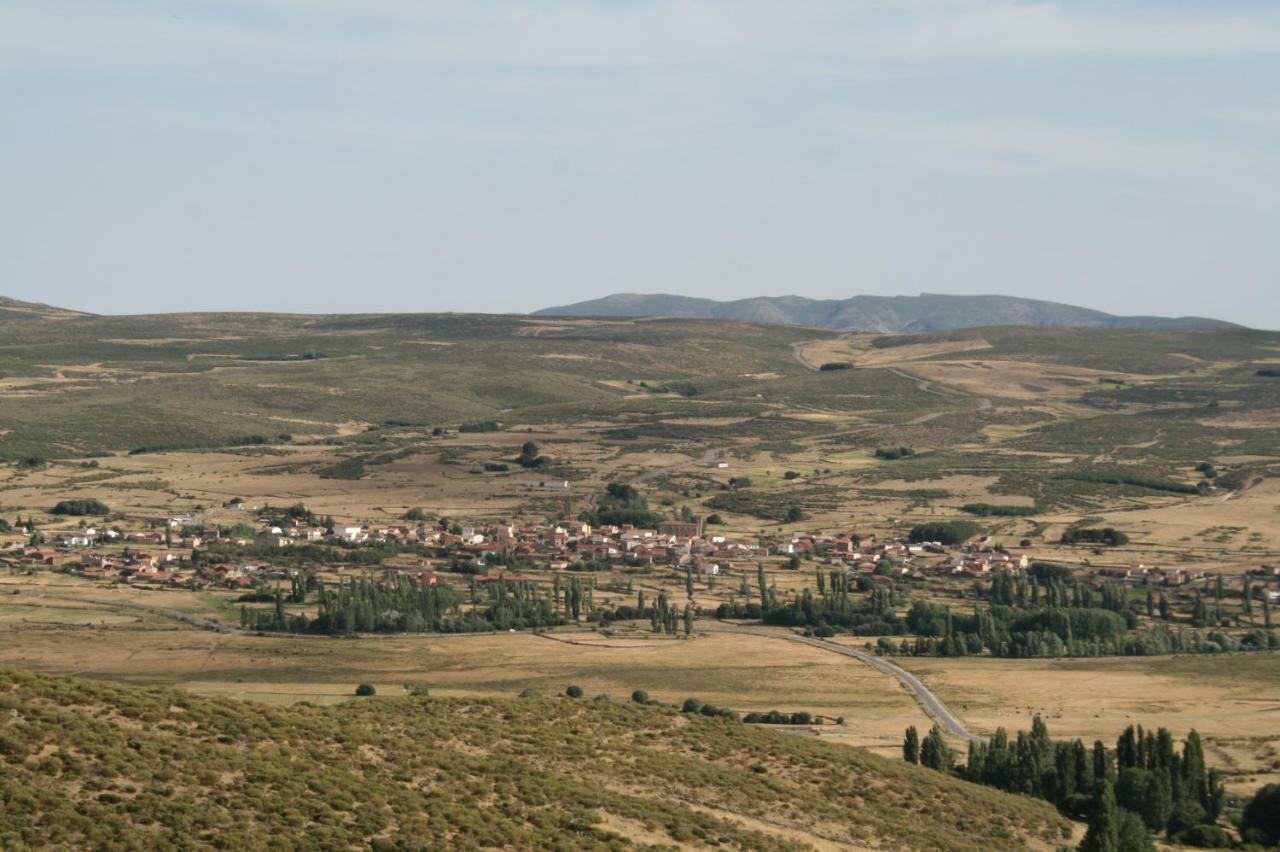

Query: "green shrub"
(51, 499), (110, 516)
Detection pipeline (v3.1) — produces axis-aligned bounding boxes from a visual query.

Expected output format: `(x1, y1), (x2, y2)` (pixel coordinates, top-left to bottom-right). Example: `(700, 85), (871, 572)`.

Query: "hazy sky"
(2, 1), (1278, 325)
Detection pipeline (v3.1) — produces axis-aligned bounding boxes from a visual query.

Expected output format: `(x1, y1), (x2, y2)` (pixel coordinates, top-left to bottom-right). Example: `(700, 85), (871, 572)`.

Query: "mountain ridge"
(533, 292), (1242, 332)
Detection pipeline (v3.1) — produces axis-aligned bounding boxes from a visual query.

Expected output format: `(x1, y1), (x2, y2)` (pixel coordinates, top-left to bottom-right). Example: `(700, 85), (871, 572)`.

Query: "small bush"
(354, 683), (376, 697)
(565, 685), (583, 699)
(631, 690), (650, 705)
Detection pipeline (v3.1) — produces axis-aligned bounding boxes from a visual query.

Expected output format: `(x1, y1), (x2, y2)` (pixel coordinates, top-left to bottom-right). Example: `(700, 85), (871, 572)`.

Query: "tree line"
(905, 717), (1231, 849)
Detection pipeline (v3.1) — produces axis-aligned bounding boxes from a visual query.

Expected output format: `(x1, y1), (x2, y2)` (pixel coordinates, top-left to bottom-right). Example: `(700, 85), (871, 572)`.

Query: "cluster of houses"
(1092, 562), (1280, 599)
(4, 509), (1274, 602)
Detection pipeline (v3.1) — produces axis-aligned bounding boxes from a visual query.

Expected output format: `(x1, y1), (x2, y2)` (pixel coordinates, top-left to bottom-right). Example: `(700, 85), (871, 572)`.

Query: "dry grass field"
(894, 654), (1280, 795)
(0, 579), (932, 755)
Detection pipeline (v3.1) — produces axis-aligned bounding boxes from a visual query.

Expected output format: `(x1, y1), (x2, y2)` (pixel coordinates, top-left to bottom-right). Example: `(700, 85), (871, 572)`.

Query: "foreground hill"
(534, 292), (1239, 332)
(0, 669), (1069, 850)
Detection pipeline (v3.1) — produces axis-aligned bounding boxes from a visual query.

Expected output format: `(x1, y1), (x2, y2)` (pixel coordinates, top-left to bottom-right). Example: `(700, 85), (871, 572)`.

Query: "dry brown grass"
(895, 653), (1280, 793)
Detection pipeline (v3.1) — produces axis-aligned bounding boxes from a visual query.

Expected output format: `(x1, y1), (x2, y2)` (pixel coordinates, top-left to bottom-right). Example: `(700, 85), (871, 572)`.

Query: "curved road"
(709, 625), (978, 742)
(786, 634), (978, 742)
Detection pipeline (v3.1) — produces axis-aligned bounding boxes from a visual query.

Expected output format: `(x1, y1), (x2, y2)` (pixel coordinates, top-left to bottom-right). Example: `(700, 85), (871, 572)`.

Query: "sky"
(1, 1), (1278, 326)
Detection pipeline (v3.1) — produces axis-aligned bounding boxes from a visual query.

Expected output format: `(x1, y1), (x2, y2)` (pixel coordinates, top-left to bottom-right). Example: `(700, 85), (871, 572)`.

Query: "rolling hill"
(0, 296), (93, 321)
(533, 292), (1240, 332)
(0, 668), (1071, 850)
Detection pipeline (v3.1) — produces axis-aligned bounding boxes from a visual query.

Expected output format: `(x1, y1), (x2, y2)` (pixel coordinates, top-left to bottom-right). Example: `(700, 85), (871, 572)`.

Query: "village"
(5, 503), (1277, 609)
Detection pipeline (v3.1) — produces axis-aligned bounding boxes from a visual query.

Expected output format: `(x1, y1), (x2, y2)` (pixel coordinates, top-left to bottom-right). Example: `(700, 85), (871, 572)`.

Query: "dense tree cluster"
(874, 569), (1276, 659)
(874, 446), (915, 460)
(457, 421), (501, 433)
(961, 503), (1038, 517)
(515, 441), (549, 469)
(910, 717), (1228, 850)
(50, 499), (110, 516)
(240, 573), (564, 634)
(720, 569), (905, 635)
(1056, 470), (1199, 495)
(1240, 784), (1280, 846)
(1060, 527), (1130, 547)
(908, 520), (979, 544)
(583, 483), (663, 528)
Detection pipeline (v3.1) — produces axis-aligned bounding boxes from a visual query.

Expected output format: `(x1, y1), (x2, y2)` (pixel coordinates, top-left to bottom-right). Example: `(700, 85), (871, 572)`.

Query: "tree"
(903, 726), (920, 764)
(920, 725), (953, 771)
(785, 505), (806, 523)
(1240, 783), (1280, 846)
(565, 684), (583, 698)
(517, 441), (546, 468)
(354, 683), (376, 696)
(1080, 779), (1119, 852)
(1115, 809), (1154, 852)
(682, 604), (694, 636)
(631, 690), (650, 705)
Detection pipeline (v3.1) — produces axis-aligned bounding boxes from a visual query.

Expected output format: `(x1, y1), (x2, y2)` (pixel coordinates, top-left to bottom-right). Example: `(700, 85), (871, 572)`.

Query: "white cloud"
(4, 0), (1280, 80)
(838, 113), (1280, 208)
(871, 1), (1280, 61)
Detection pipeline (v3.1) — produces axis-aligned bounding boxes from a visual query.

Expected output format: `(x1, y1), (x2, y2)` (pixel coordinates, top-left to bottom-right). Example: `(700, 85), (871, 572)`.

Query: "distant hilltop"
(0, 296), (93, 319)
(533, 292), (1241, 332)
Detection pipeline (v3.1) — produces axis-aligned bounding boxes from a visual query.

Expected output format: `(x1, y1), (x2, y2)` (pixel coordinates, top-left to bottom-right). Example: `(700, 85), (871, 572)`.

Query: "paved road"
(785, 635), (979, 742)
(709, 624), (979, 742)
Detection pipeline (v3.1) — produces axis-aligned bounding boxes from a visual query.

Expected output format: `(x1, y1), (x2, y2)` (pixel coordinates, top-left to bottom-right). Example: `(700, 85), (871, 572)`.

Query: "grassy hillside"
(0, 668), (1071, 850)
(0, 307), (1275, 461)
(0, 311), (820, 457)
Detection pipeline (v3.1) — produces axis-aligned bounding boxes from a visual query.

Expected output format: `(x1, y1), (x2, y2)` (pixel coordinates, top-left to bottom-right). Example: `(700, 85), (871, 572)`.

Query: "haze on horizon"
(2, 1), (1278, 328)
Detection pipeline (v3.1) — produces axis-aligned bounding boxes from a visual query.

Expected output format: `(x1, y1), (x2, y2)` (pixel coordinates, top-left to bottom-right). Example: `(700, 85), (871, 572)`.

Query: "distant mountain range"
(533, 293), (1240, 332)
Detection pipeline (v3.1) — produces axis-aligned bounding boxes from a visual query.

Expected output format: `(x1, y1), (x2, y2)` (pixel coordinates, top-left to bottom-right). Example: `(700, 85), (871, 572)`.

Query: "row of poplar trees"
(907, 716), (1228, 850)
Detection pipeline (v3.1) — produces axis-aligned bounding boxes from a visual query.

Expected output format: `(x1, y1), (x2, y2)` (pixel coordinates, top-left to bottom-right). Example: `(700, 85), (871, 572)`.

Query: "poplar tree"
(903, 726), (920, 764)
(1080, 779), (1119, 852)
